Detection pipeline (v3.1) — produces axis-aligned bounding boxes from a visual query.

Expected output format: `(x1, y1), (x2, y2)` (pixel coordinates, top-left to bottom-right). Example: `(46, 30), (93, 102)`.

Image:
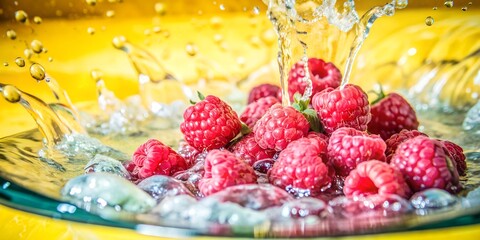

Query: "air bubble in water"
(15, 57), (25, 67)
(444, 0), (454, 8)
(24, 48), (33, 59)
(15, 10), (28, 23)
(6, 29), (17, 40)
(30, 63), (46, 81)
(33, 16), (42, 24)
(154, 2), (166, 15)
(3, 62), (8, 67)
(87, 27), (95, 35)
(433, 6), (438, 10)
(112, 35), (126, 49)
(462, 6), (468, 11)
(106, 10), (115, 18)
(48, 57), (53, 62)
(86, 0), (97, 6)
(2, 85), (21, 103)
(185, 43), (198, 56)
(219, 4), (225, 11)
(425, 16), (434, 26)
(30, 40), (44, 53)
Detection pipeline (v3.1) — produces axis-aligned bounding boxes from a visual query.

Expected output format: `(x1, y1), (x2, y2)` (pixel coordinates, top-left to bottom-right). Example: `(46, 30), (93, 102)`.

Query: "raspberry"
(385, 129), (428, 159)
(268, 137), (331, 196)
(247, 83), (282, 104)
(312, 84), (371, 135)
(343, 160), (411, 198)
(253, 104), (310, 151)
(328, 127), (386, 176)
(441, 140), (467, 176)
(306, 131), (329, 142)
(368, 92), (419, 140)
(229, 133), (276, 166)
(240, 96), (280, 129)
(390, 136), (462, 193)
(198, 150), (257, 196)
(288, 58), (341, 100)
(180, 94), (242, 151)
(132, 139), (188, 179)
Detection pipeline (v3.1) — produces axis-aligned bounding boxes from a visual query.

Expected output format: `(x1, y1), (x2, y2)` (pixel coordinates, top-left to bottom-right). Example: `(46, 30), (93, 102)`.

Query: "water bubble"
(33, 16), (42, 24)
(48, 57), (53, 62)
(86, 0), (97, 6)
(24, 48), (33, 59)
(262, 29), (276, 45)
(425, 16), (434, 26)
(236, 56), (246, 68)
(462, 6), (468, 11)
(213, 34), (223, 43)
(210, 16), (223, 28)
(444, 0), (454, 8)
(468, 2), (472, 5)
(250, 35), (261, 47)
(15, 57), (25, 67)
(112, 35), (127, 49)
(185, 43), (198, 56)
(87, 27), (95, 35)
(42, 48), (48, 53)
(30, 63), (46, 81)
(15, 10), (28, 23)
(2, 85), (21, 103)
(395, 0), (408, 9)
(6, 29), (17, 40)
(3, 62), (8, 67)
(433, 6), (438, 10)
(106, 10), (115, 18)
(253, 6), (260, 15)
(154, 2), (166, 15)
(152, 26), (161, 33)
(219, 4), (225, 11)
(30, 40), (44, 53)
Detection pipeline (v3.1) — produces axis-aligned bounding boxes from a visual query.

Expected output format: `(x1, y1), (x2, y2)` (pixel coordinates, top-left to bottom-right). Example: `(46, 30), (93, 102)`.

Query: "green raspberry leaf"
(302, 108), (322, 133)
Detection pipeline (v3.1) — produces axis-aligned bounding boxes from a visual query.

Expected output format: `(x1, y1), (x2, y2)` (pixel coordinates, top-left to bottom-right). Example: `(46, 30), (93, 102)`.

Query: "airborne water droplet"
(154, 2), (166, 15)
(6, 29), (17, 40)
(24, 48), (33, 59)
(30, 63), (46, 81)
(425, 16), (434, 26)
(185, 43), (198, 56)
(87, 27), (95, 35)
(2, 85), (21, 103)
(433, 6), (438, 10)
(462, 6), (468, 11)
(444, 0), (454, 8)
(33, 16), (42, 24)
(86, 0), (97, 6)
(15, 57), (25, 67)
(15, 10), (28, 23)
(48, 57), (53, 62)
(253, 6), (260, 15)
(3, 62), (8, 67)
(30, 39), (44, 53)
(106, 10), (115, 18)
(90, 69), (104, 81)
(112, 35), (127, 49)
(213, 34), (223, 43)
(210, 16), (223, 28)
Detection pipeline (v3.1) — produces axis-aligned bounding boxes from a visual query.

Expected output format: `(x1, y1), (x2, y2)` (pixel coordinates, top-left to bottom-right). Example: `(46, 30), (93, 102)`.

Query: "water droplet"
(87, 27), (95, 35)
(48, 57), (53, 62)
(42, 48), (48, 53)
(152, 26), (161, 33)
(30, 40), (44, 53)
(112, 35), (127, 49)
(444, 0), (454, 8)
(253, 6), (260, 15)
(15, 10), (28, 23)
(185, 43), (198, 56)
(261, 29), (276, 46)
(15, 57), (25, 67)
(210, 16), (223, 28)
(2, 85), (21, 103)
(236, 56), (246, 67)
(24, 48), (33, 59)
(86, 0), (97, 6)
(425, 16), (434, 26)
(462, 6), (468, 11)
(3, 62), (8, 67)
(250, 36), (261, 47)
(30, 63), (46, 81)
(90, 69), (103, 81)
(433, 6), (438, 10)
(219, 4), (225, 11)
(6, 29), (17, 40)
(33, 16), (42, 24)
(154, 2), (166, 15)
(106, 10), (115, 18)
(395, 0), (408, 9)
(213, 34), (223, 43)
(468, 2), (472, 5)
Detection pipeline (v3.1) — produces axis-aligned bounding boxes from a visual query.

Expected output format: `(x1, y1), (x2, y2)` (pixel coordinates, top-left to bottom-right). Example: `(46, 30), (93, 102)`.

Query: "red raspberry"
(240, 96), (280, 129)
(180, 95), (242, 151)
(390, 136), (461, 193)
(198, 150), (257, 196)
(288, 58), (341, 100)
(343, 160), (411, 198)
(306, 131), (329, 142)
(328, 127), (386, 176)
(132, 139), (188, 179)
(268, 137), (331, 196)
(441, 140), (467, 176)
(368, 92), (419, 140)
(312, 84), (371, 135)
(253, 104), (310, 151)
(247, 83), (282, 104)
(385, 129), (428, 159)
(229, 133), (276, 166)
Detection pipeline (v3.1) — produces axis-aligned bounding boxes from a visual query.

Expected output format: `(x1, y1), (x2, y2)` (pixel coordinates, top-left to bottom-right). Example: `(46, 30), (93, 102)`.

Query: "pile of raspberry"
(124, 58), (466, 205)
